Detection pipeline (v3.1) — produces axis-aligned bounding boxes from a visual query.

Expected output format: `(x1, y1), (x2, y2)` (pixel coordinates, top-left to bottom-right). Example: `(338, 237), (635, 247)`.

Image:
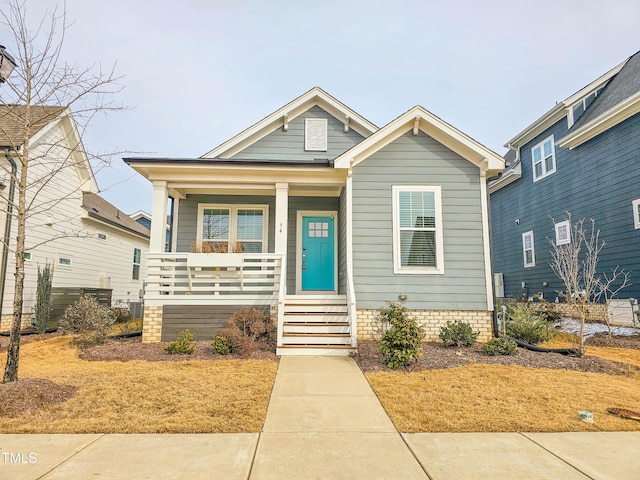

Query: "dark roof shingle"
(0, 105), (65, 148)
(81, 192), (150, 239)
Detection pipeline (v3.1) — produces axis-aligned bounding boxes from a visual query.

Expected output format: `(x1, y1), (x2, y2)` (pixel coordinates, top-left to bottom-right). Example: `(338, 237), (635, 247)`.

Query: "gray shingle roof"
(82, 192), (150, 239)
(571, 50), (640, 131)
(0, 105), (65, 148)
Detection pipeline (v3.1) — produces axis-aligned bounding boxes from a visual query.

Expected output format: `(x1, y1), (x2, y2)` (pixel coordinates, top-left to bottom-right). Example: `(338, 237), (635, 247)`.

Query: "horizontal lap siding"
(352, 130), (488, 311)
(161, 305), (267, 341)
(230, 106), (364, 161)
(490, 113), (640, 300)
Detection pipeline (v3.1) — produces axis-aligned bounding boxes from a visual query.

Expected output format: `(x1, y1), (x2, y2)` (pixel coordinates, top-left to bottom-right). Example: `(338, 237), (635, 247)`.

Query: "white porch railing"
(345, 267), (357, 348)
(276, 255), (287, 348)
(144, 253), (283, 305)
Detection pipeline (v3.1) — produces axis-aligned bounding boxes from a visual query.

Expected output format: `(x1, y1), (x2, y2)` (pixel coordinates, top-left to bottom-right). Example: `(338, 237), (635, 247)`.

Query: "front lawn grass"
(366, 341), (640, 433)
(0, 337), (277, 433)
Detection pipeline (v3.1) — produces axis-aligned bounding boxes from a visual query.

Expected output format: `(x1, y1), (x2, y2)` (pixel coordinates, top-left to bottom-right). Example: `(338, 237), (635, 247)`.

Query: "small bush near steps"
(220, 307), (275, 356)
(378, 301), (426, 368)
(59, 295), (115, 348)
(481, 337), (518, 356)
(439, 320), (479, 347)
(164, 329), (195, 355)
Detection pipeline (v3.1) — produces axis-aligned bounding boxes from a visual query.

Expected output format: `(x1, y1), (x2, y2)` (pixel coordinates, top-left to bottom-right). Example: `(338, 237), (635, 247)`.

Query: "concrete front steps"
(277, 295), (355, 356)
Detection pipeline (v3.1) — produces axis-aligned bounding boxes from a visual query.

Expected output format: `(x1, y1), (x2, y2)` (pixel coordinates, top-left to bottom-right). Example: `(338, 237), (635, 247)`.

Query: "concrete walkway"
(1, 356), (640, 479)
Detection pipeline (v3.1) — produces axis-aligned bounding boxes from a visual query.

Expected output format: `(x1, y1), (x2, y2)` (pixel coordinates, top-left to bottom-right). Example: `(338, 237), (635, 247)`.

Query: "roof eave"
(488, 162), (522, 194)
(557, 92), (640, 149)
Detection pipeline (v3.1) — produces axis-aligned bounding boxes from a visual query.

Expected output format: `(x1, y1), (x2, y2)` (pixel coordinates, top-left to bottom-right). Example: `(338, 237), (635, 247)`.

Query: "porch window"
(392, 186), (444, 274)
(197, 204), (268, 253)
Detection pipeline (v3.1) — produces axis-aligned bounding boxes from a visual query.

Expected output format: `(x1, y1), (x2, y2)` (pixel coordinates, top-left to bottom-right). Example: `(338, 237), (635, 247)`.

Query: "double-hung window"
(392, 186), (444, 274)
(522, 231), (535, 268)
(633, 199), (640, 230)
(531, 135), (556, 181)
(197, 204), (268, 253)
(554, 220), (571, 245)
(132, 248), (141, 280)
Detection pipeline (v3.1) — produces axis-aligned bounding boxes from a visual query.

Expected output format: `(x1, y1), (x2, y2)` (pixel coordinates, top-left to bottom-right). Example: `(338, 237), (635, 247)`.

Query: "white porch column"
(274, 182), (289, 254)
(150, 181), (168, 253)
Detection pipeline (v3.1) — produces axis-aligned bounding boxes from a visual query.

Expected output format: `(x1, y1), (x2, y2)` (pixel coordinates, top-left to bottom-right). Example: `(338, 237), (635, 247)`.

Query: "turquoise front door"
(301, 216), (335, 291)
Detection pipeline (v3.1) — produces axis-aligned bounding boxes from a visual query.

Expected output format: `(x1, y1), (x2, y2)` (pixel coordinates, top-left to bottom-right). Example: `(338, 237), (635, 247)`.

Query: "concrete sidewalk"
(2, 356), (640, 479)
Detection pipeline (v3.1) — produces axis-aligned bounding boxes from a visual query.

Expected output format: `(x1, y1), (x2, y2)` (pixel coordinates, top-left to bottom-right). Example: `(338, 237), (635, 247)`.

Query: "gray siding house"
(490, 50), (640, 302)
(126, 87), (504, 355)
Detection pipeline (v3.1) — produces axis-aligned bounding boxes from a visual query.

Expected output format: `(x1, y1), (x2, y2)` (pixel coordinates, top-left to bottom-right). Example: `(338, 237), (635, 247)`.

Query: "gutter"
(0, 149), (16, 316)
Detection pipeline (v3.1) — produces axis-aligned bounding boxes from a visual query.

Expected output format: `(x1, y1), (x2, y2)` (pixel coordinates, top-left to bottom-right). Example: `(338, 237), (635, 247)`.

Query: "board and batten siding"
(490, 112), (640, 301)
(351, 130), (488, 311)
(0, 122), (148, 316)
(230, 106), (364, 161)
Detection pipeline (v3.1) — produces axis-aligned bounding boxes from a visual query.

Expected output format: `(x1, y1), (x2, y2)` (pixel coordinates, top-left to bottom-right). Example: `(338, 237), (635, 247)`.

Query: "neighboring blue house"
(125, 87), (504, 354)
(490, 50), (640, 302)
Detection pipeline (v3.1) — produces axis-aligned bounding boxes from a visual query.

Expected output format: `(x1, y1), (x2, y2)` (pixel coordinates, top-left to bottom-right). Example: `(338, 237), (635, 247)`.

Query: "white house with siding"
(0, 106), (149, 331)
(125, 87), (504, 354)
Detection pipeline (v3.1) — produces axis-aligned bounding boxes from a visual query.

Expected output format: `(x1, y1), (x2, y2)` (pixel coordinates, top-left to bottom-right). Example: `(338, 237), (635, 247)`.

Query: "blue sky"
(8, 0), (640, 214)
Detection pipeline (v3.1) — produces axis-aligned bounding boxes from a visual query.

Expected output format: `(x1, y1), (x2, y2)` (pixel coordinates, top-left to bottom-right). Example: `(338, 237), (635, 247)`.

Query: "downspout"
(0, 149), (17, 318)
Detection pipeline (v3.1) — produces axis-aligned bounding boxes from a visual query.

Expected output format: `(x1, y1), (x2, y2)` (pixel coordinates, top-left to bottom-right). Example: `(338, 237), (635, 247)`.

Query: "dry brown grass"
(366, 364), (640, 432)
(542, 332), (640, 368)
(0, 337), (277, 433)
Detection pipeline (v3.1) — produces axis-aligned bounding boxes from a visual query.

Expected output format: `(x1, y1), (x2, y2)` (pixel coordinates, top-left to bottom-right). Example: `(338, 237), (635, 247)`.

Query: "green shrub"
(35, 263), (54, 334)
(439, 320), (479, 347)
(481, 337), (518, 356)
(221, 307), (275, 356)
(59, 295), (115, 347)
(505, 305), (556, 344)
(378, 302), (426, 368)
(164, 329), (195, 355)
(212, 335), (232, 355)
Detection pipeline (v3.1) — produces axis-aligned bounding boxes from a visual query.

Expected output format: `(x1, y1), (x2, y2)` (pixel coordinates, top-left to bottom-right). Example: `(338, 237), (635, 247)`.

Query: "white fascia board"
(557, 92), (640, 149)
(201, 87), (378, 159)
(335, 106), (505, 174)
(505, 59), (627, 149)
(129, 210), (151, 221)
(488, 162), (521, 194)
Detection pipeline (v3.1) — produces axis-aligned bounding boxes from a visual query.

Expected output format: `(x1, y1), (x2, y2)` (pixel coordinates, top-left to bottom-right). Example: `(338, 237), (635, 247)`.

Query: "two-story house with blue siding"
(490, 50), (640, 303)
(125, 87), (504, 355)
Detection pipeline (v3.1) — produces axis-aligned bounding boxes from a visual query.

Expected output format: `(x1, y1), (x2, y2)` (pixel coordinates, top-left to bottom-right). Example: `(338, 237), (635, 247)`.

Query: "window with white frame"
(531, 135), (556, 181)
(305, 118), (328, 151)
(197, 204), (268, 253)
(132, 248), (141, 280)
(555, 220), (571, 245)
(522, 231), (535, 267)
(633, 198), (640, 229)
(568, 86), (605, 127)
(57, 255), (72, 268)
(392, 186), (444, 274)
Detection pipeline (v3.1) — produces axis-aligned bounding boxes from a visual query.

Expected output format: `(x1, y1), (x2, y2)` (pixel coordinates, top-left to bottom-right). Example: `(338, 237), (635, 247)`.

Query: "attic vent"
(92, 207), (99, 213)
(305, 118), (327, 152)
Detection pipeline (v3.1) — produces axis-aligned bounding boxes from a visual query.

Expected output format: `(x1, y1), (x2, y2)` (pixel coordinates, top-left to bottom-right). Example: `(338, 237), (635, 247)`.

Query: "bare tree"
(1, 0), (124, 382)
(549, 214), (630, 356)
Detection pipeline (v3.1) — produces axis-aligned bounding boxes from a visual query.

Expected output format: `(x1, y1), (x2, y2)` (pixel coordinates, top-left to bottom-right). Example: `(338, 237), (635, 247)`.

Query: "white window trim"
(633, 198), (640, 230)
(522, 231), (535, 268)
(57, 255), (72, 268)
(567, 86), (605, 128)
(531, 135), (556, 182)
(392, 185), (444, 275)
(305, 118), (328, 151)
(555, 220), (571, 245)
(196, 204), (269, 253)
(132, 247), (141, 280)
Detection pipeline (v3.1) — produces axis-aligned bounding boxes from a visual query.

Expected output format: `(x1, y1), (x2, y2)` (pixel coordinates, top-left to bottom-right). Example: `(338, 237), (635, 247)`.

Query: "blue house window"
(522, 231), (535, 268)
(531, 135), (556, 182)
(633, 199), (640, 230)
(392, 186), (444, 274)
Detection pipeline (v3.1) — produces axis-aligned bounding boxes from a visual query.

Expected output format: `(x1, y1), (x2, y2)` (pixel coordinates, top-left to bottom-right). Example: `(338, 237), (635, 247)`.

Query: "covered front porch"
(133, 158), (357, 354)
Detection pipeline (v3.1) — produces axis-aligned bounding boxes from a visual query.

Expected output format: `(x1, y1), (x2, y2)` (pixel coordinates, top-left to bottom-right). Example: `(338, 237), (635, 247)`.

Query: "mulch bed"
(355, 338), (640, 376)
(586, 333), (640, 350)
(0, 378), (76, 417)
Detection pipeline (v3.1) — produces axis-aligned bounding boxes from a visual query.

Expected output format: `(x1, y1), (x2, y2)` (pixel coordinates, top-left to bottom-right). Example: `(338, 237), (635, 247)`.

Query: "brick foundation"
(0, 313), (32, 332)
(142, 306), (163, 343)
(356, 308), (493, 342)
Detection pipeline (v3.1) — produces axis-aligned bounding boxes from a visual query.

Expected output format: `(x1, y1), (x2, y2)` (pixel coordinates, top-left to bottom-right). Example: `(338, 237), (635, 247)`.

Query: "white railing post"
(276, 254), (286, 348)
(346, 269), (357, 348)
